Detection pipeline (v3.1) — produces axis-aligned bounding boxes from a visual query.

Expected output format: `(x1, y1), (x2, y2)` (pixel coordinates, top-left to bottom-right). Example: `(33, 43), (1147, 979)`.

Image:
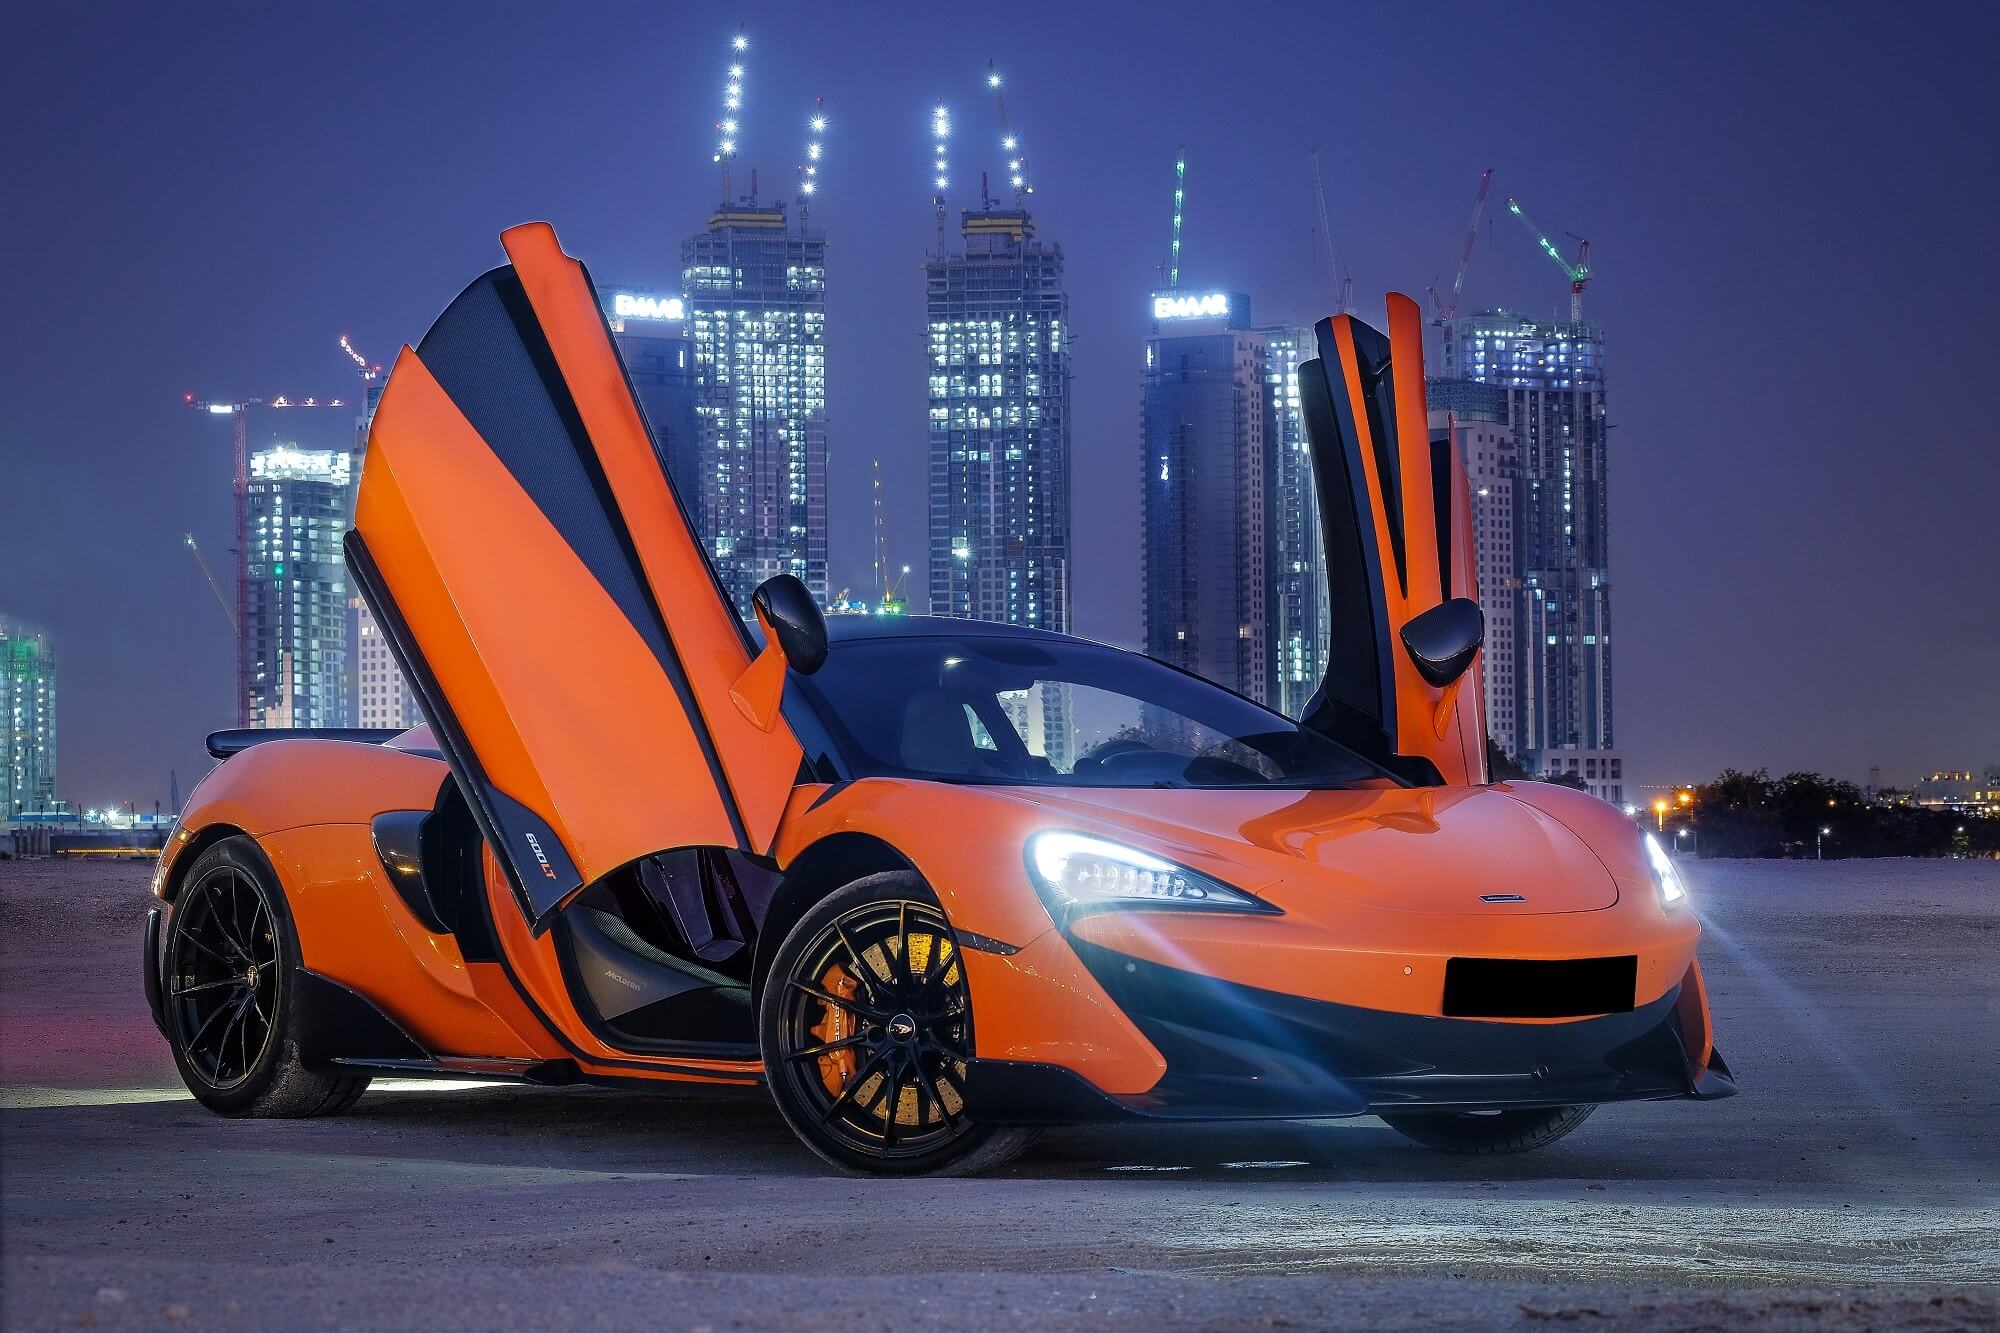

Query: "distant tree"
(1486, 740), (1531, 782)
(1685, 767), (1999, 859)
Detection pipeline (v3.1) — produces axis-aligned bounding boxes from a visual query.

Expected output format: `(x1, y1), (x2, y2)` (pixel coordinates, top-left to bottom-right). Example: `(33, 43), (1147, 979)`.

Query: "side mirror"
(750, 575), (828, 676)
(1400, 597), (1484, 688)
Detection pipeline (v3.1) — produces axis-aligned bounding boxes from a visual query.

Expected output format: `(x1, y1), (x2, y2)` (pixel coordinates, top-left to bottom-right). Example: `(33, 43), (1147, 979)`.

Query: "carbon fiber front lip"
(982, 936), (1730, 1120)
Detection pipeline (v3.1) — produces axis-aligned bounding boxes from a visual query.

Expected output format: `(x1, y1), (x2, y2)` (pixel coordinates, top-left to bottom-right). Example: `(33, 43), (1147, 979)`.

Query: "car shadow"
(5, 1080), (1725, 1189)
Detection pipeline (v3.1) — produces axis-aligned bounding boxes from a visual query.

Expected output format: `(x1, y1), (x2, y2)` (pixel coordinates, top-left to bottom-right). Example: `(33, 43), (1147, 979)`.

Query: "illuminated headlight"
(1643, 832), (1686, 908)
(1026, 831), (1277, 922)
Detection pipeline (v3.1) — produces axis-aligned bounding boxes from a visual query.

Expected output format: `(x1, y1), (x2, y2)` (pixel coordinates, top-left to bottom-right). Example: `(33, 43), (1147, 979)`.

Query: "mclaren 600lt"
(144, 224), (1734, 1175)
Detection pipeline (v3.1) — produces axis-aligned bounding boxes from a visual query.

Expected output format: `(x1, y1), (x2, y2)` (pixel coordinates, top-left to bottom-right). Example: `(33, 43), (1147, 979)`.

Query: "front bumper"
(968, 936), (1735, 1123)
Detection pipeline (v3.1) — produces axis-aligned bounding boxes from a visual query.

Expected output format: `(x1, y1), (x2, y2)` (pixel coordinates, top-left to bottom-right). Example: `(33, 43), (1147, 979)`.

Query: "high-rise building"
(1439, 310), (1621, 803)
(239, 404), (357, 729)
(926, 205), (1071, 762)
(1137, 297), (1324, 715)
(683, 202), (828, 612)
(926, 208), (1071, 633)
(343, 374), (424, 732)
(1428, 397), (1521, 758)
(604, 285), (701, 512)
(1140, 292), (1272, 704)
(1, 618), (57, 819)
(1260, 324), (1326, 718)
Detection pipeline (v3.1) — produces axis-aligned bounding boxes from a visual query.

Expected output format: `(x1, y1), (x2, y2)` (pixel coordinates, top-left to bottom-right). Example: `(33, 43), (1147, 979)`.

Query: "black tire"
(1380, 1103), (1596, 1154)
(758, 872), (1038, 1176)
(158, 835), (370, 1117)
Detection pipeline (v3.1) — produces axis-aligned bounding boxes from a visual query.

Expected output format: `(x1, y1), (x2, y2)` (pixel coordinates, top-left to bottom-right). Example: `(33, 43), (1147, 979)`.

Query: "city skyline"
(4, 3), (1996, 809)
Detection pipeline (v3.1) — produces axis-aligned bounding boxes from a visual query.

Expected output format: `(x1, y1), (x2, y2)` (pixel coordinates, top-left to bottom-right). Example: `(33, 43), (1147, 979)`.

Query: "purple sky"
(4, 2), (1996, 811)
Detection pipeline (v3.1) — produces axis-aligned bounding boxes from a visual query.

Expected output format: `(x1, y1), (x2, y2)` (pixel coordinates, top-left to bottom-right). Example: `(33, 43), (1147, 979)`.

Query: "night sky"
(5, 1), (1996, 811)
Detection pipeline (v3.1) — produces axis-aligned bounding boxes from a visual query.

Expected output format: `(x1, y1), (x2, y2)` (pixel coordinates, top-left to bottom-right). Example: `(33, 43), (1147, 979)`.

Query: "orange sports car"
(144, 224), (1733, 1175)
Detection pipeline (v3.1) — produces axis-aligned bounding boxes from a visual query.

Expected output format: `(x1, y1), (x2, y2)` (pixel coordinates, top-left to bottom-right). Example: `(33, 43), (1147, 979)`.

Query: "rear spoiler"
(205, 728), (405, 760)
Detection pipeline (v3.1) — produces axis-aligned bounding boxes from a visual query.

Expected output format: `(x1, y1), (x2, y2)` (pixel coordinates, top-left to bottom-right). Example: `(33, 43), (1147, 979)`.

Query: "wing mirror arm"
(732, 575), (828, 732)
(1399, 597), (1484, 689)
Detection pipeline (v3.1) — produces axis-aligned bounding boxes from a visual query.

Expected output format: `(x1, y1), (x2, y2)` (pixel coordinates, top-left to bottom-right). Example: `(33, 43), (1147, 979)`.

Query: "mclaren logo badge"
(524, 831), (559, 881)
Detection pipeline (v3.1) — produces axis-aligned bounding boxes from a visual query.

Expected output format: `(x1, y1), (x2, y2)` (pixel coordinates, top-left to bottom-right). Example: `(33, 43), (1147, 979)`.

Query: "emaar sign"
(611, 292), (687, 322)
(1152, 292), (1230, 320)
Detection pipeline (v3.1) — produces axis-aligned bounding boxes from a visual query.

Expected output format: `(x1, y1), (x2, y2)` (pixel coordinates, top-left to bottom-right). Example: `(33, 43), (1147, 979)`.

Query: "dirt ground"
(2, 853), (1995, 1330)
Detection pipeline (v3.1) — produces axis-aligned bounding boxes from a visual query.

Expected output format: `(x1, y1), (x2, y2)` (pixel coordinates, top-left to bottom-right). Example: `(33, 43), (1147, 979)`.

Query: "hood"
(997, 783), (1621, 915)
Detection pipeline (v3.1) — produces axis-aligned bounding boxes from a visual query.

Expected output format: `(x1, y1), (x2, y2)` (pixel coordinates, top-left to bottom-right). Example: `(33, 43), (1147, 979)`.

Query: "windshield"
(790, 634), (1391, 789)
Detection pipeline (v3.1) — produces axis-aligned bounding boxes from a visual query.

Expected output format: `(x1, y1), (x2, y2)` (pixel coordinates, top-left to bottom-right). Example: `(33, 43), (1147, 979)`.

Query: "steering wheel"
(1188, 738), (1282, 783)
(1073, 736), (1161, 775)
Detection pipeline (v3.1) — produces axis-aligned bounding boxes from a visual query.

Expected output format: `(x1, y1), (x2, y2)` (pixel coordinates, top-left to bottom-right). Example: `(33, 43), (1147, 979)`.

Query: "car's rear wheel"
(759, 872), (1037, 1176)
(1379, 1103), (1596, 1154)
(160, 836), (370, 1117)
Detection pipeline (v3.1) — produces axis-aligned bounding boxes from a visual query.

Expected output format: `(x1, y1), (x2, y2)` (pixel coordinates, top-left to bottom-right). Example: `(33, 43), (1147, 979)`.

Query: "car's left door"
(346, 223), (803, 933)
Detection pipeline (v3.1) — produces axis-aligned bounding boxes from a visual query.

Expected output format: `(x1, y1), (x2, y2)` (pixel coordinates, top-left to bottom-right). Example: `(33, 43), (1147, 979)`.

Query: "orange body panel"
(1321, 296), (1487, 785)
(357, 352), (742, 908)
(498, 224), (801, 852)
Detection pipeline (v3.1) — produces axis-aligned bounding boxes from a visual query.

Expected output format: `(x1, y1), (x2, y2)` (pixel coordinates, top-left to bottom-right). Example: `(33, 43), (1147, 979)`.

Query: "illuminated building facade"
(683, 203), (828, 612)
(926, 206), (1071, 761)
(1439, 311), (1621, 803)
(1259, 324), (1326, 718)
(0, 618), (57, 819)
(239, 404), (356, 729)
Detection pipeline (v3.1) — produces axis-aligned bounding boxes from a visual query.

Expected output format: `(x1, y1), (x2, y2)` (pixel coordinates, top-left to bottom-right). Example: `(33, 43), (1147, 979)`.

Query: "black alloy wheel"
(167, 858), (280, 1090)
(158, 836), (370, 1117)
(759, 873), (1036, 1176)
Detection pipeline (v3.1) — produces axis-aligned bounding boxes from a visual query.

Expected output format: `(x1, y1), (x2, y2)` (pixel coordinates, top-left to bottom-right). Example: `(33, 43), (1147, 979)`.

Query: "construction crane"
(798, 96), (827, 223)
(870, 458), (911, 615)
(985, 61), (1030, 203)
(713, 27), (749, 204)
(1427, 168), (1494, 326)
(1309, 147), (1351, 315)
(183, 533), (236, 634)
(1162, 146), (1187, 289)
(1506, 195), (1592, 322)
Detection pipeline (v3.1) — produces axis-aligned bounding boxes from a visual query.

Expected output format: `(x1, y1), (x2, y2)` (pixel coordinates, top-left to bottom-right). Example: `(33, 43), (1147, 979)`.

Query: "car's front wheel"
(1379, 1103), (1596, 1154)
(758, 872), (1037, 1176)
(159, 835), (370, 1117)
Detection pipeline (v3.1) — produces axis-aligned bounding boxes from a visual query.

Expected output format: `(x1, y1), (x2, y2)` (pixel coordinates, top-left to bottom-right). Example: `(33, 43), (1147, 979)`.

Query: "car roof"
(822, 614), (1086, 646)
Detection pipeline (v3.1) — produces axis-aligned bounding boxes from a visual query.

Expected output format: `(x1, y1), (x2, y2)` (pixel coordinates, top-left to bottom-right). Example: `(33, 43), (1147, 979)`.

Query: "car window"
(791, 635), (1388, 790)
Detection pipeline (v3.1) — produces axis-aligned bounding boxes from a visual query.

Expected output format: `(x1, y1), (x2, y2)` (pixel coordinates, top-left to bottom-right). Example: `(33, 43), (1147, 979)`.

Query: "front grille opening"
(1442, 956), (1637, 1019)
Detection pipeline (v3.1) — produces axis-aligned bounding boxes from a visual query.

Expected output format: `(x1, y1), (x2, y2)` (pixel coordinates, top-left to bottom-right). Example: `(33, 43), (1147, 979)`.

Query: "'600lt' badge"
(524, 831), (559, 881)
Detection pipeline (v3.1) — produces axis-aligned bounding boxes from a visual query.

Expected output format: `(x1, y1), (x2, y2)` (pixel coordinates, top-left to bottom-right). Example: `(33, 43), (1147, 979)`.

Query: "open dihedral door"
(1297, 292), (1489, 786)
(345, 223), (803, 932)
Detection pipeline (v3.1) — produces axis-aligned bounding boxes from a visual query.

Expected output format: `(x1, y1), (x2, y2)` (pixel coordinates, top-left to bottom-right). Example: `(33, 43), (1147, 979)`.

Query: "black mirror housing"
(1399, 597), (1484, 688)
(751, 575), (829, 676)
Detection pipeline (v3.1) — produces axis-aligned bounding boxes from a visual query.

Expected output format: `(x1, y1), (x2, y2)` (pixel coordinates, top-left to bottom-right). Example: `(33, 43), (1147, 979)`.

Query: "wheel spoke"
(913, 1059), (961, 1133)
(833, 922), (884, 1006)
(170, 977), (246, 998)
(186, 991), (244, 1064)
(880, 1066), (903, 1148)
(817, 1049), (890, 1126)
(178, 931), (235, 968)
(788, 978), (883, 1022)
(782, 1033), (870, 1063)
(206, 881), (251, 960)
(893, 900), (913, 989)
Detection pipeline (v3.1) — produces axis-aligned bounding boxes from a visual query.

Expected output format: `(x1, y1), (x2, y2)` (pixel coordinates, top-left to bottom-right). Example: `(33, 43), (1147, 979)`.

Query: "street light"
(1817, 825), (1831, 859)
(1652, 797), (1669, 832)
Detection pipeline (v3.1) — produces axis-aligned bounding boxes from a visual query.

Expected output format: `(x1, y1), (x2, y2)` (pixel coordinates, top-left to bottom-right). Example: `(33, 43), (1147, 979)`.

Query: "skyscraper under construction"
(683, 202), (828, 612)
(925, 205), (1070, 636)
(677, 34), (831, 613)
